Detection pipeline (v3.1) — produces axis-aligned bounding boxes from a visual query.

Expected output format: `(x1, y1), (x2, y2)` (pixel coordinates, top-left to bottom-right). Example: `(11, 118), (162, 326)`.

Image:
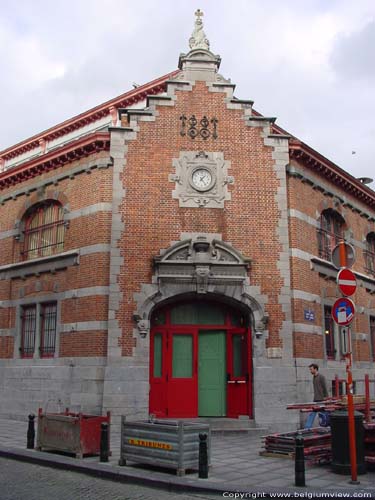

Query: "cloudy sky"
(1, 0), (374, 186)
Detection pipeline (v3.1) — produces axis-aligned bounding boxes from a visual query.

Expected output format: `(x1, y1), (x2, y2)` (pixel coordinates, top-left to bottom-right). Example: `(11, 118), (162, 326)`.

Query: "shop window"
(324, 305), (335, 360)
(317, 210), (344, 261)
(20, 302), (57, 358)
(364, 233), (375, 277)
(22, 201), (65, 260)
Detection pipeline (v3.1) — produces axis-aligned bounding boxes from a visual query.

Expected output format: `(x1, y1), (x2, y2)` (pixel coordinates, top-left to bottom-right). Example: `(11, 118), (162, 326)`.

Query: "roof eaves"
(0, 69), (180, 161)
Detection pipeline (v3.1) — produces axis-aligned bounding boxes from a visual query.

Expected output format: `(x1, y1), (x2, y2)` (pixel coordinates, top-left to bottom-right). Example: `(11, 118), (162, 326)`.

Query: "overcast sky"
(1, 0), (374, 186)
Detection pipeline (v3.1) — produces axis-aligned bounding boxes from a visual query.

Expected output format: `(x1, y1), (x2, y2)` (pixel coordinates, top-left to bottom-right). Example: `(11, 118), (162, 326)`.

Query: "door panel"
(149, 331), (167, 417)
(198, 331), (226, 416)
(226, 329), (250, 417)
(168, 331), (197, 417)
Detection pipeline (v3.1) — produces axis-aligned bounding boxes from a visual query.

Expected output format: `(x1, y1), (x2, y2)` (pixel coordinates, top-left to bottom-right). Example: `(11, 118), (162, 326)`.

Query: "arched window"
(22, 201), (65, 260)
(365, 232), (375, 276)
(317, 209), (345, 261)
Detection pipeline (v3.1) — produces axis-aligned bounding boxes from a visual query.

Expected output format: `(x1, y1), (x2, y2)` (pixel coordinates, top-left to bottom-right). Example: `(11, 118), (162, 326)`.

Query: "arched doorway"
(149, 299), (252, 418)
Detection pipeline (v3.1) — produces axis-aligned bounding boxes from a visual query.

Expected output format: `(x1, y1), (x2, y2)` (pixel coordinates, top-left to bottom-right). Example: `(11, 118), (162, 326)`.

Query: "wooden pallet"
(259, 450), (293, 459)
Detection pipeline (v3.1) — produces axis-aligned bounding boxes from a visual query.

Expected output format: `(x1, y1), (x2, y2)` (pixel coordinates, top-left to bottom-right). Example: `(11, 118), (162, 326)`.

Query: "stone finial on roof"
(189, 9), (210, 51)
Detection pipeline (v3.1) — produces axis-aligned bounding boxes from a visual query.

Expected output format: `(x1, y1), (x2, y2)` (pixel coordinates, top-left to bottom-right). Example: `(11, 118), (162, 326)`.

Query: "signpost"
(331, 241), (359, 484)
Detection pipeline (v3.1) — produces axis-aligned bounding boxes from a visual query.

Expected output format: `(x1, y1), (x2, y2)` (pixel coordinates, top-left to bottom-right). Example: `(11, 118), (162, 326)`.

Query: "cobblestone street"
(0, 457), (218, 500)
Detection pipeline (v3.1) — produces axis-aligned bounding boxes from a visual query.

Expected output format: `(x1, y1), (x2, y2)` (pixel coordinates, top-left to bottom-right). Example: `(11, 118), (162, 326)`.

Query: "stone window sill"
(0, 250), (79, 280)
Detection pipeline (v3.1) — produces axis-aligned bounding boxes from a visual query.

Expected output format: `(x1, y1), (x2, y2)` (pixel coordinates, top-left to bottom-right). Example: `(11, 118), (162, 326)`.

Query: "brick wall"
(0, 156), (112, 359)
(287, 163), (375, 361)
(116, 81), (286, 355)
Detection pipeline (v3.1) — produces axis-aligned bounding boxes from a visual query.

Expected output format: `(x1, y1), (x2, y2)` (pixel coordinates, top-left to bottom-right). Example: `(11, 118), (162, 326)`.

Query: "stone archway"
(132, 234), (269, 338)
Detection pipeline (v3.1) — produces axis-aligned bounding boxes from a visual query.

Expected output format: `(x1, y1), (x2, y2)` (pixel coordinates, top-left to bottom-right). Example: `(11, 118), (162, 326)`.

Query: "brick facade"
(0, 25), (374, 429)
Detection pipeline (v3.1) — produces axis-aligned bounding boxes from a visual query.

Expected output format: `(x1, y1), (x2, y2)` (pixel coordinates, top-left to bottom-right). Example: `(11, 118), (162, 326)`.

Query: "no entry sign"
(337, 268), (357, 297)
(332, 297), (355, 326)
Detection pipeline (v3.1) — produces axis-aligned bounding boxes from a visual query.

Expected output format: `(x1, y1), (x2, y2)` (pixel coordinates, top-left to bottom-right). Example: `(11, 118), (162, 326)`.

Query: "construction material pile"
(364, 422), (375, 465)
(261, 427), (332, 464)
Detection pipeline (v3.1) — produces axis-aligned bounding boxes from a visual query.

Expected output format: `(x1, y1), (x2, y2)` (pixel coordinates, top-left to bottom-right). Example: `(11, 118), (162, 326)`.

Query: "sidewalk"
(0, 417), (374, 497)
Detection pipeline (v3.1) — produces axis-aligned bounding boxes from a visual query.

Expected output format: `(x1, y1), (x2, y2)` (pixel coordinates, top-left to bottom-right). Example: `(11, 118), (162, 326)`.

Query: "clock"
(191, 168), (213, 191)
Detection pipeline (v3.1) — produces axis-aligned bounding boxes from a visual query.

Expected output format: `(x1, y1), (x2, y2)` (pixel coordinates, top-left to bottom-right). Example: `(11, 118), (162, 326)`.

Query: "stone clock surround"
(169, 150), (234, 208)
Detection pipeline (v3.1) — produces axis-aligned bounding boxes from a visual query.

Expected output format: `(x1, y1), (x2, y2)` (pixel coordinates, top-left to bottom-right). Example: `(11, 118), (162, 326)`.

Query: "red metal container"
(36, 408), (110, 458)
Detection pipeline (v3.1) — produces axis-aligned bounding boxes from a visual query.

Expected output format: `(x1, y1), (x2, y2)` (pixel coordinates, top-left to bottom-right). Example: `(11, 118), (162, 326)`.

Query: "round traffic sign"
(331, 242), (355, 269)
(332, 297), (355, 326)
(337, 268), (357, 297)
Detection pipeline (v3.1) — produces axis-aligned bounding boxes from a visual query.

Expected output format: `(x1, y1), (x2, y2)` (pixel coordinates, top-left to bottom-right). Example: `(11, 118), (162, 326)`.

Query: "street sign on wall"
(337, 268), (357, 297)
(332, 297), (356, 326)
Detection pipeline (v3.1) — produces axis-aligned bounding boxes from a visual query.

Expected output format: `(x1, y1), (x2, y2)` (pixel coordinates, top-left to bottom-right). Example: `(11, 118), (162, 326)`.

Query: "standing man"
(304, 364), (329, 429)
(309, 363), (329, 401)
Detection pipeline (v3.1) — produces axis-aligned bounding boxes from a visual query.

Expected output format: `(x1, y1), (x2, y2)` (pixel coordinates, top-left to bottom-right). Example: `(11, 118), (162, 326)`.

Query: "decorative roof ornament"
(189, 9), (210, 51)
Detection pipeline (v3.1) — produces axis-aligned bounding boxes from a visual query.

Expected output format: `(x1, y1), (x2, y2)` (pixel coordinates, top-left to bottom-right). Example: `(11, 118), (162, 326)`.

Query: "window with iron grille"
(20, 302), (57, 358)
(371, 316), (375, 362)
(364, 233), (375, 277)
(317, 210), (344, 261)
(20, 305), (37, 358)
(324, 305), (335, 360)
(40, 303), (57, 357)
(22, 202), (65, 260)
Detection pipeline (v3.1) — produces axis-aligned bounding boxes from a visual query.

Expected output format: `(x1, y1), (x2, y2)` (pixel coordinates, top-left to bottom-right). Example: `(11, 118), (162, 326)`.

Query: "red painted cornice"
(289, 138), (375, 209)
(0, 70), (180, 161)
(0, 132), (110, 190)
(262, 116), (375, 209)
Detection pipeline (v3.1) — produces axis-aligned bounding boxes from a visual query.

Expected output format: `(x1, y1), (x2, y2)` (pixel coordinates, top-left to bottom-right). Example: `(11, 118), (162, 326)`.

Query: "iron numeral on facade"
(179, 115), (218, 140)
(180, 115), (187, 136)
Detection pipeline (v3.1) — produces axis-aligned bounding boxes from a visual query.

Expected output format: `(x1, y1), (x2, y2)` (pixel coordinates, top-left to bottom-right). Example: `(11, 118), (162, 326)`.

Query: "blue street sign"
(304, 309), (315, 322)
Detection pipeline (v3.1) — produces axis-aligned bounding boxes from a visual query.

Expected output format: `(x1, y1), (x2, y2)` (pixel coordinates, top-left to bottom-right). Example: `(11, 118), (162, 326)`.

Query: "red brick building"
(0, 13), (374, 429)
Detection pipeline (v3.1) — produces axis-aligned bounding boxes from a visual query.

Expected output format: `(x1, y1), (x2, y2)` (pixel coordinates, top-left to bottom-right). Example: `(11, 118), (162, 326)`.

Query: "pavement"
(0, 417), (374, 498)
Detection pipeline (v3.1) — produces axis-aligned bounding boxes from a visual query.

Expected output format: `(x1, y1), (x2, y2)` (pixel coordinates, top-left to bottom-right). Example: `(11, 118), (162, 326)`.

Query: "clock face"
(192, 168), (213, 190)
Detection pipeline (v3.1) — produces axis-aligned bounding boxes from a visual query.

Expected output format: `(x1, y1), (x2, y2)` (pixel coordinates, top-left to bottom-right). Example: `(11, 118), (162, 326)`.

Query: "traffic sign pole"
(339, 241), (359, 484)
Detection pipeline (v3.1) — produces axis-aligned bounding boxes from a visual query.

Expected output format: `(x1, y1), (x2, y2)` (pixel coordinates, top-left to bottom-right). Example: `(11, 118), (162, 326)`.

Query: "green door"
(198, 330), (226, 416)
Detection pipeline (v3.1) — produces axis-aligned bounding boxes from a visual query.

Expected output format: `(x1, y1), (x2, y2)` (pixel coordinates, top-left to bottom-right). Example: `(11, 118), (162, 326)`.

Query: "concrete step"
(178, 417), (269, 435)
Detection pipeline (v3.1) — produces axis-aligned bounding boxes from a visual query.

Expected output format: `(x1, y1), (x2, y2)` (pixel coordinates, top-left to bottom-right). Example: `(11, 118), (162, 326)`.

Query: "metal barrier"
(119, 417), (210, 476)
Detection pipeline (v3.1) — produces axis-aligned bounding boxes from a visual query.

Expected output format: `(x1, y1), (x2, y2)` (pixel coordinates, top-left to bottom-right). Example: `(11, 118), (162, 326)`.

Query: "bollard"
(198, 432), (208, 479)
(295, 433), (306, 487)
(27, 414), (35, 449)
(100, 422), (109, 462)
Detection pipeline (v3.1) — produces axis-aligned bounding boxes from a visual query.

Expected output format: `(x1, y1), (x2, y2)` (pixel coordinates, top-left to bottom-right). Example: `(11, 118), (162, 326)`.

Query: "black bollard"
(198, 433), (208, 479)
(295, 433), (306, 487)
(27, 414), (35, 449)
(100, 422), (109, 462)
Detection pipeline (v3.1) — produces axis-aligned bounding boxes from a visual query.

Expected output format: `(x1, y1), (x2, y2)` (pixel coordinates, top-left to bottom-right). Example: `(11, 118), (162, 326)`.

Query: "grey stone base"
(0, 357), (106, 420)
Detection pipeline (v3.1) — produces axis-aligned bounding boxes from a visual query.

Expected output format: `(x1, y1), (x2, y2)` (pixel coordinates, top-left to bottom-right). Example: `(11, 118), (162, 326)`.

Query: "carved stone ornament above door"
(169, 151), (234, 208)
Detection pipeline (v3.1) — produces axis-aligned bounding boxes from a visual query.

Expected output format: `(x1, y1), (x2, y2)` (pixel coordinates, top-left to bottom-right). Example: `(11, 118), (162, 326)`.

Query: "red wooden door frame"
(167, 327), (198, 417)
(149, 329), (168, 417)
(226, 327), (252, 418)
(149, 314), (253, 418)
